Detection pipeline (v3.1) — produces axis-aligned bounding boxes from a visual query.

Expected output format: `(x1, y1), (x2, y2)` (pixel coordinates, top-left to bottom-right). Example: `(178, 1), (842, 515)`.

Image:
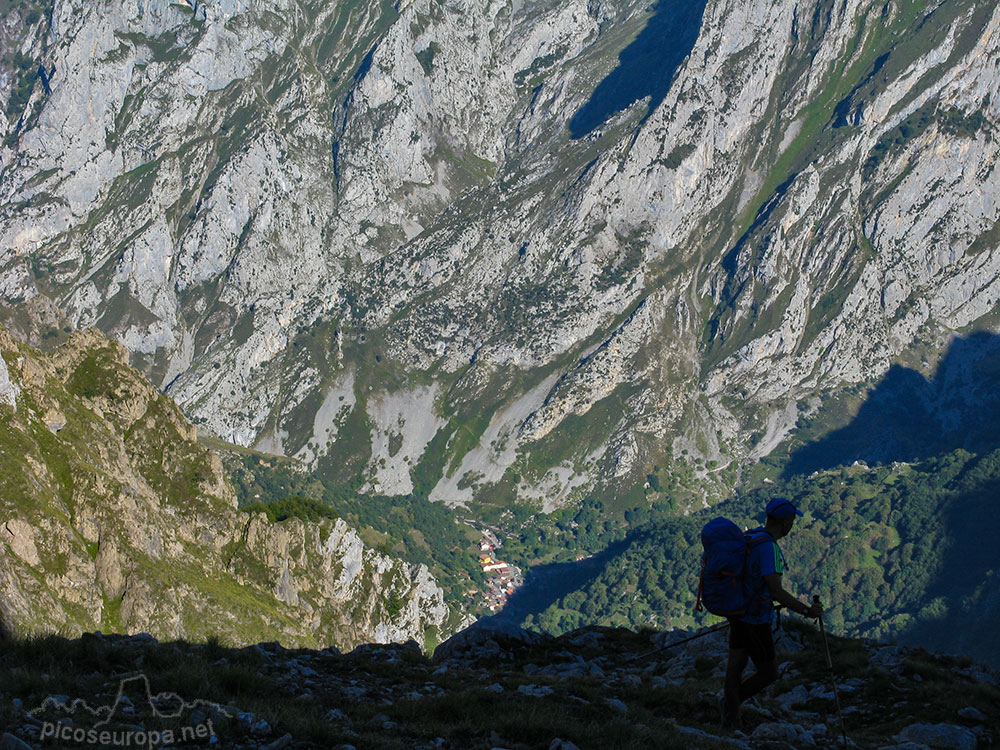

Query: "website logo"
(27, 673), (231, 748)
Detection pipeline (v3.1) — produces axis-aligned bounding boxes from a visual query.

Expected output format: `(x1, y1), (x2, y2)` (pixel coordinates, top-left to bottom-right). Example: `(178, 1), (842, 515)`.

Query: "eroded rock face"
(1, 0), (998, 505)
(0, 325), (449, 649)
(0, 520), (39, 567)
(0, 354), (18, 409)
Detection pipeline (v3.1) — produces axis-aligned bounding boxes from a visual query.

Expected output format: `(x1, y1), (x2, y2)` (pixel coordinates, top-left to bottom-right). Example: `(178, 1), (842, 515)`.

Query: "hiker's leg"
(738, 623), (778, 701)
(738, 656), (779, 701)
(724, 647), (748, 725)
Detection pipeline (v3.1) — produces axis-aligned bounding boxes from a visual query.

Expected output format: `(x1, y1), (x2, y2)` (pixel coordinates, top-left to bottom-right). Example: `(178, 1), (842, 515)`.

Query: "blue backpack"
(695, 517), (771, 617)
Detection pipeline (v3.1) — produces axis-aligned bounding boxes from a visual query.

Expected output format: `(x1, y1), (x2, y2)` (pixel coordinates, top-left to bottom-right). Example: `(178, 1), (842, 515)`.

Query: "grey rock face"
(433, 615), (549, 661)
(1, 0), (999, 506)
(958, 707), (986, 723)
(0, 352), (18, 408)
(894, 723), (978, 750)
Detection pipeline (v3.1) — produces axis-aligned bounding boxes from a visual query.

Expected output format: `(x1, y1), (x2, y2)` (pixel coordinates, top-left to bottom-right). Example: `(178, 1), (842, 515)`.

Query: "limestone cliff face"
(0, 324), (448, 648)
(0, 0), (998, 507)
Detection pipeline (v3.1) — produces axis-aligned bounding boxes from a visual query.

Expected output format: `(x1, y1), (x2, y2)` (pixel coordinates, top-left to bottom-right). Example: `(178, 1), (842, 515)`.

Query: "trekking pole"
(625, 621), (730, 664)
(814, 595), (850, 748)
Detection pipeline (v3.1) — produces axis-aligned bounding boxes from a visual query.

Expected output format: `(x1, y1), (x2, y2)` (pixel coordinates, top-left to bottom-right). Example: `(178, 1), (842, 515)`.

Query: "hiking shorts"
(728, 619), (775, 664)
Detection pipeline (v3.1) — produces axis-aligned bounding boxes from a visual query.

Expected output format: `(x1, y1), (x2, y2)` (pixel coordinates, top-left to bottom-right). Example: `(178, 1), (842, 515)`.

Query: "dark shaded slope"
(493, 535), (633, 625)
(785, 332), (1000, 477)
(2, 621), (996, 748)
(569, 0), (708, 138)
(902, 459), (1000, 669)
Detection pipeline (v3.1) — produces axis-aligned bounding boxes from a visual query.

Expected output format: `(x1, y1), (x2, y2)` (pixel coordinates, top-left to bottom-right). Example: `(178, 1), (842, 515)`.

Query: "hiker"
(721, 497), (822, 729)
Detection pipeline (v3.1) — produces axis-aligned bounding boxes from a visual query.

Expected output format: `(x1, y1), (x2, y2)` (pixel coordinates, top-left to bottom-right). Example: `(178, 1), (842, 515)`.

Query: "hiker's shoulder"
(745, 527), (774, 545)
(746, 529), (778, 559)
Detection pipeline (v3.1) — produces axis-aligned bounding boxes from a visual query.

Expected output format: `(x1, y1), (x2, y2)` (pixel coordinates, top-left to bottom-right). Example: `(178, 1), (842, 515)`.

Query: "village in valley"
(468, 528), (523, 612)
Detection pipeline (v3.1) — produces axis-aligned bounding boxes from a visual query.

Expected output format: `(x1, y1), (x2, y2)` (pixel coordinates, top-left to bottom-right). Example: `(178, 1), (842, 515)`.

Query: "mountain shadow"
(569, 0), (708, 139)
(901, 469), (1000, 668)
(784, 331), (1000, 477)
(493, 535), (634, 625)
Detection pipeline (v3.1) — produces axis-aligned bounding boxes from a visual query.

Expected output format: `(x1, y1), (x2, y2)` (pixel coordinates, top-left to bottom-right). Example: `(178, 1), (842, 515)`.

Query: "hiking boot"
(719, 694), (742, 731)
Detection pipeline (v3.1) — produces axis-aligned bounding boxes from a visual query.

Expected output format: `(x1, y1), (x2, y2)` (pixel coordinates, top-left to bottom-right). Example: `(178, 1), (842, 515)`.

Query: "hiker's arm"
(763, 574), (822, 617)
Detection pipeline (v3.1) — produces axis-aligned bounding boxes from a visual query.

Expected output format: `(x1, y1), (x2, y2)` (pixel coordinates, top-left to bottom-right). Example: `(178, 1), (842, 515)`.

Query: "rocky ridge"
(0, 619), (996, 748)
(0, 322), (449, 649)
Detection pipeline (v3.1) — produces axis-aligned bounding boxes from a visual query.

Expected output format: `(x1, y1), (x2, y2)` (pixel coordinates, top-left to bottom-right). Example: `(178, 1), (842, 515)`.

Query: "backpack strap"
(746, 527), (788, 572)
(744, 527), (773, 545)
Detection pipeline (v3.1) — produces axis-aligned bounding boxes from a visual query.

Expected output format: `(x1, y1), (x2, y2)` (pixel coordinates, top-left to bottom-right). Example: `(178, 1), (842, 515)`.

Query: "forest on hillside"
(523, 447), (1000, 667)
(224, 437), (1000, 667)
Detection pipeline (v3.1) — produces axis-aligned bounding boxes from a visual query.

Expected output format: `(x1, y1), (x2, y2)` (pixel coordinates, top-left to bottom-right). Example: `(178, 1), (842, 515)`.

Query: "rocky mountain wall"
(2, 0), (999, 508)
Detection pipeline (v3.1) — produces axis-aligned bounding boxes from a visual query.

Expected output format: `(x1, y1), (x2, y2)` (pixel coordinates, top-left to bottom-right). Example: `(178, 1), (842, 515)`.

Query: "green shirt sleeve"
(759, 540), (784, 576)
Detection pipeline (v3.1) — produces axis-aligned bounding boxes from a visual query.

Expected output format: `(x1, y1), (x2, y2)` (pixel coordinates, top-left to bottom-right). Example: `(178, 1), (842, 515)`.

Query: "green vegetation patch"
(863, 99), (938, 178)
(593, 232), (644, 292)
(242, 495), (338, 523)
(415, 41), (439, 76)
(0, 408), (44, 512)
(659, 142), (696, 170)
(4, 50), (38, 120)
(124, 395), (216, 508)
(513, 44), (568, 89)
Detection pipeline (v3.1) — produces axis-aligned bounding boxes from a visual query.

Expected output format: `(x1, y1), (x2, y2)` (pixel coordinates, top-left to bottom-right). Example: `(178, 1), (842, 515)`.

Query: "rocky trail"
(0, 619), (996, 749)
